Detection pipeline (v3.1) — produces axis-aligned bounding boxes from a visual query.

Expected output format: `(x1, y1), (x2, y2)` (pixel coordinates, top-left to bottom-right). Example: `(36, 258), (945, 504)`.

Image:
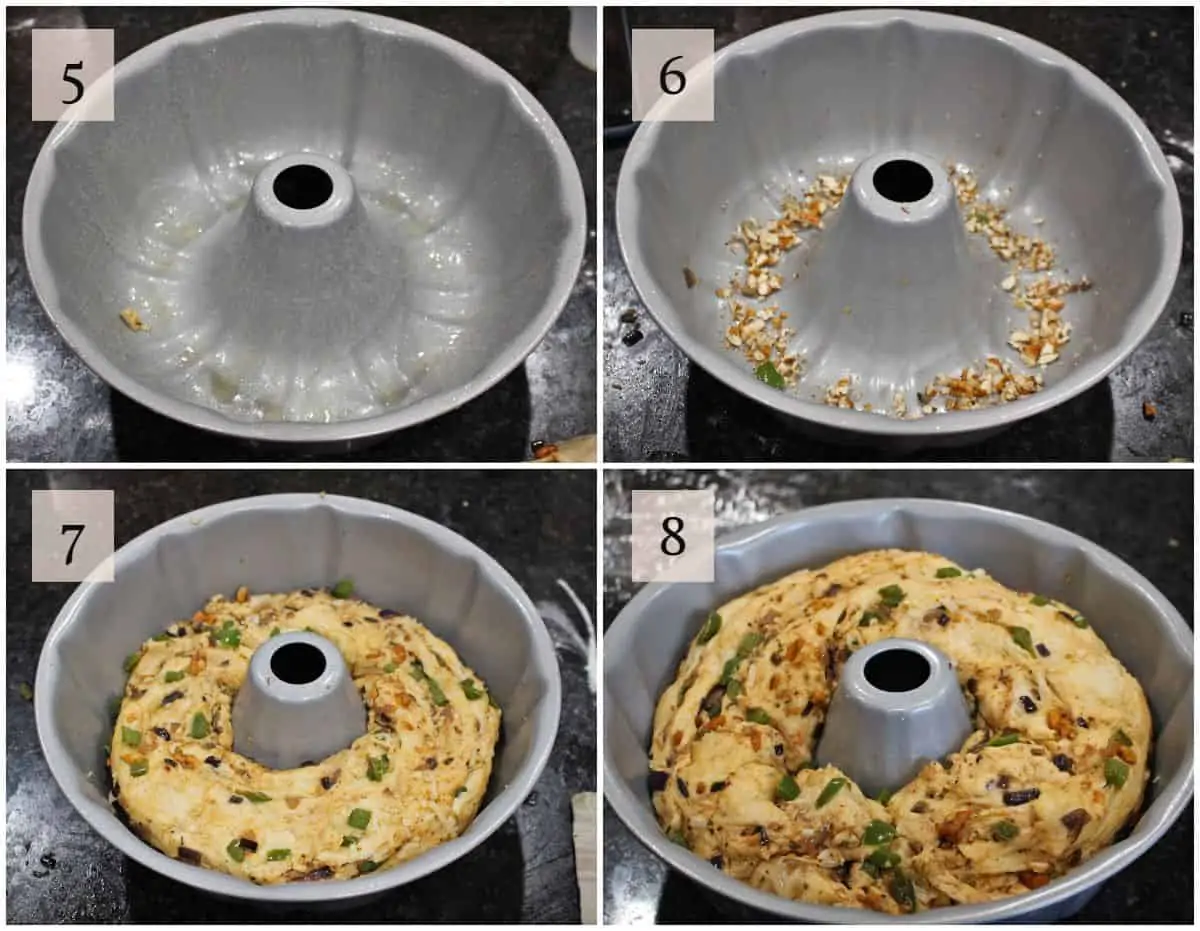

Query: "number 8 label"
(632, 489), (716, 583)
(631, 29), (715, 122)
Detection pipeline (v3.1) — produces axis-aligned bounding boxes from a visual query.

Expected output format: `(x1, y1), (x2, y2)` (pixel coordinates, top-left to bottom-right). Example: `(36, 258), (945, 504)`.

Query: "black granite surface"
(603, 7), (1194, 462)
(6, 469), (596, 922)
(7, 7), (597, 462)
(602, 469), (1193, 923)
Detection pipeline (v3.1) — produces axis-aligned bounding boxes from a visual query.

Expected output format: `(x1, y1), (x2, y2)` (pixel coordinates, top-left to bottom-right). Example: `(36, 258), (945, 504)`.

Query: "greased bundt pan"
(22, 8), (586, 443)
(35, 494), (561, 904)
(616, 9), (1182, 445)
(604, 499), (1193, 922)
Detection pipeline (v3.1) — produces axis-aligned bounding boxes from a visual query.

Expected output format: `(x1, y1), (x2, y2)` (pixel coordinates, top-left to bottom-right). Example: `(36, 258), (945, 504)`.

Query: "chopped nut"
(713, 162), (1090, 416)
(119, 307), (149, 332)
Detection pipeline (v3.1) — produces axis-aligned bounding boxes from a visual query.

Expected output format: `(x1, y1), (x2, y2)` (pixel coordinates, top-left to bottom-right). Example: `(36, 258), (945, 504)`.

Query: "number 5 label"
(631, 489), (716, 583)
(32, 29), (115, 122)
(631, 29), (715, 122)
(32, 490), (115, 582)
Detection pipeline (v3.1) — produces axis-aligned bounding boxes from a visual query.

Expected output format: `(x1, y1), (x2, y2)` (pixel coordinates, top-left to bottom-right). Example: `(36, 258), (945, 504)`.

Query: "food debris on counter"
(530, 434), (597, 463)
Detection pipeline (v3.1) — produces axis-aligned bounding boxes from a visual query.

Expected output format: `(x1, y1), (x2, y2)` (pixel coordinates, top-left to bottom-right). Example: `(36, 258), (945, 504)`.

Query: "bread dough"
(110, 587), (500, 883)
(650, 549), (1150, 913)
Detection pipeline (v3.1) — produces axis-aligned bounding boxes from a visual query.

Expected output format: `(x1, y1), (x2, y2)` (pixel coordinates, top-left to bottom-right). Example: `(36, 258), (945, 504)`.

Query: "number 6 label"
(631, 489), (716, 583)
(32, 490), (115, 582)
(631, 29), (715, 122)
(32, 29), (115, 122)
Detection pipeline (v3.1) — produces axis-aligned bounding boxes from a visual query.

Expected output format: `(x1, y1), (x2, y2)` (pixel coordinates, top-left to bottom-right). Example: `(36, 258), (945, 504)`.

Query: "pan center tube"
(814, 638), (972, 798)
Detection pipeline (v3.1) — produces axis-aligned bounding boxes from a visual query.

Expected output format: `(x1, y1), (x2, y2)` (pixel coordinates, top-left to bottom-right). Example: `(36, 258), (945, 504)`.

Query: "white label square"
(631, 28), (715, 122)
(31, 490), (115, 582)
(632, 489), (716, 583)
(32, 28), (115, 122)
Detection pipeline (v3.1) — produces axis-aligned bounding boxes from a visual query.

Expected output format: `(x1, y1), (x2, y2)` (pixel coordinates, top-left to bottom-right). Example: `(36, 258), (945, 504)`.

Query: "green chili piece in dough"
(226, 839), (246, 862)
(876, 787), (893, 806)
(128, 758), (149, 777)
(120, 726), (141, 747)
(1071, 615), (1088, 629)
(410, 660), (449, 706)
(357, 860), (379, 874)
(331, 578), (354, 599)
(697, 612), (722, 644)
(347, 808), (372, 830)
(366, 754), (390, 782)
(341, 836), (358, 847)
(866, 845), (901, 870)
(862, 820), (896, 845)
(736, 632), (763, 658)
(123, 652), (141, 674)
(1030, 594), (1049, 606)
(243, 791), (271, 803)
(775, 774), (800, 802)
(889, 869), (916, 912)
(460, 679), (484, 700)
(745, 707), (772, 726)
(935, 567), (962, 578)
(858, 610), (880, 627)
(1105, 758), (1129, 788)
(815, 777), (847, 808)
(878, 584), (905, 607)
(987, 732), (1020, 747)
(1008, 626), (1036, 657)
(992, 820), (1020, 841)
(266, 849), (291, 861)
(190, 712), (210, 739)
(212, 620), (241, 649)
(163, 669), (185, 683)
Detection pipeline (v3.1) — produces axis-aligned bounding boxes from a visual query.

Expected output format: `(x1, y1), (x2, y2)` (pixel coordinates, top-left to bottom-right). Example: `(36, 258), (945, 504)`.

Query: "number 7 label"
(31, 490), (115, 582)
(631, 489), (716, 583)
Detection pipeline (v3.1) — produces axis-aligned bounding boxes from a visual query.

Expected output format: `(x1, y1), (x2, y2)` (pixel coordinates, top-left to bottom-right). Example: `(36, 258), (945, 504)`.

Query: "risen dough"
(111, 587), (500, 883)
(651, 549), (1150, 913)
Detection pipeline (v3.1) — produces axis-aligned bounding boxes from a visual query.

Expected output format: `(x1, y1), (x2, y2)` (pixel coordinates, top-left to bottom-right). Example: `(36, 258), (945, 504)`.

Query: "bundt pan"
(23, 8), (587, 443)
(616, 9), (1182, 447)
(35, 494), (561, 905)
(604, 499), (1193, 922)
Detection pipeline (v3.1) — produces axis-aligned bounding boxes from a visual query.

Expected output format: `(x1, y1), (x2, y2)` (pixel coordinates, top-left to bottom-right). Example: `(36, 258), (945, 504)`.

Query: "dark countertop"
(6, 7), (597, 463)
(6, 469), (597, 922)
(602, 469), (1193, 923)
(603, 7), (1194, 462)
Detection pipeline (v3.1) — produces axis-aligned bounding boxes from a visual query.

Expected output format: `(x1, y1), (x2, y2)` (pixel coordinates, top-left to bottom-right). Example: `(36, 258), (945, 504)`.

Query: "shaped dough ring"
(650, 549), (1150, 914)
(110, 587), (500, 883)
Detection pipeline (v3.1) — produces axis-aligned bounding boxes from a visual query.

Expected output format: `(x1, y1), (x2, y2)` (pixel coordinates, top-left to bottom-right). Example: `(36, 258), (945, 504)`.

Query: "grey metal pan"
(604, 498), (1193, 922)
(23, 8), (587, 444)
(617, 9), (1182, 447)
(35, 493), (562, 905)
